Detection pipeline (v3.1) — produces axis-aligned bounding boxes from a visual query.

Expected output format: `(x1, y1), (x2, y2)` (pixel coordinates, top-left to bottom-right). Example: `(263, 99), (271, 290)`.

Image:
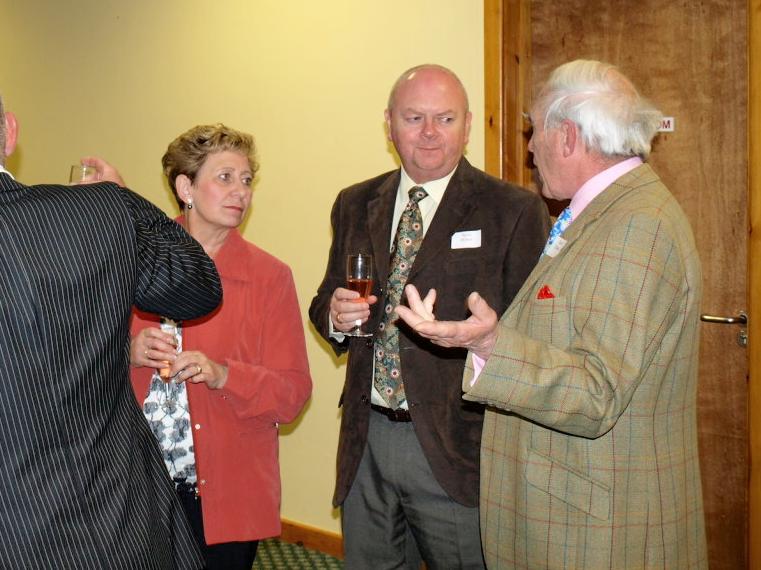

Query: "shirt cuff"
(328, 313), (346, 342)
(470, 353), (486, 386)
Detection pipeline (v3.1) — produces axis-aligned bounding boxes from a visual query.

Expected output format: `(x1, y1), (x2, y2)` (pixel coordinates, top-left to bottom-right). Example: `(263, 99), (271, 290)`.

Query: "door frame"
(483, 0), (759, 566)
(749, 1), (760, 566)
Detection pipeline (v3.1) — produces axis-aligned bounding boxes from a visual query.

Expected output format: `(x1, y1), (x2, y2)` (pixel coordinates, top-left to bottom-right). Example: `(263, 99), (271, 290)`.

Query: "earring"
(187, 201), (193, 210)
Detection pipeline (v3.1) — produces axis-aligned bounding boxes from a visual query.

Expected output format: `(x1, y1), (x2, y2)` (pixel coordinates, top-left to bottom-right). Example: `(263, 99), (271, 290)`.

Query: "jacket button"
(194, 423), (201, 430)
(360, 395), (368, 404)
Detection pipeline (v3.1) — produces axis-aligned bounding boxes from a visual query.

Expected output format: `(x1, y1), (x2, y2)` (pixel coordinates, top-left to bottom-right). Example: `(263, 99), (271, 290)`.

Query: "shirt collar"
(568, 156), (643, 220)
(398, 165), (457, 206)
(0, 164), (14, 179)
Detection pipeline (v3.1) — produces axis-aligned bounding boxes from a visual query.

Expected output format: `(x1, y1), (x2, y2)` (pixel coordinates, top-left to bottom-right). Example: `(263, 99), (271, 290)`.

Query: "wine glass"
(345, 253), (374, 337)
(69, 164), (97, 184)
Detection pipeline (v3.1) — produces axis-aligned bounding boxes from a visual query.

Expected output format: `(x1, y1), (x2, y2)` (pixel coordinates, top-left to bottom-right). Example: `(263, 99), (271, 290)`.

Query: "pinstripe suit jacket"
(0, 173), (221, 569)
(463, 164), (708, 569)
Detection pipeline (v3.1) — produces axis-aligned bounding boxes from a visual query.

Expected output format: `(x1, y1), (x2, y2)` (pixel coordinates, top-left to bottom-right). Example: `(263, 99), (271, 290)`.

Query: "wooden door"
(485, 1), (752, 567)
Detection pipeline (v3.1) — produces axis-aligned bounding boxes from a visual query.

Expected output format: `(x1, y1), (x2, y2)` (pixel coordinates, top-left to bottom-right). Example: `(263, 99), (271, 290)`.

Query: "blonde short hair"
(162, 124), (258, 207)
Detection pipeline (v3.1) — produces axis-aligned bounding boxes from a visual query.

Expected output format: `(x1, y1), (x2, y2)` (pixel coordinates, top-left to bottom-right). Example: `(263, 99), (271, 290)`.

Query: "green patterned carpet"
(253, 538), (344, 569)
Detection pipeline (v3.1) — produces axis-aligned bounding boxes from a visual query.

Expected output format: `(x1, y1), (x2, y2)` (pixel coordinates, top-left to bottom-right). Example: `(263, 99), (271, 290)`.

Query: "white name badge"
(451, 230), (482, 249)
(545, 236), (567, 257)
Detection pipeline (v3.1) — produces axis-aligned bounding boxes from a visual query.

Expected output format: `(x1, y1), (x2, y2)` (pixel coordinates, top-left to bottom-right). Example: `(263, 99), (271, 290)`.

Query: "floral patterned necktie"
(373, 186), (428, 409)
(542, 206), (573, 256)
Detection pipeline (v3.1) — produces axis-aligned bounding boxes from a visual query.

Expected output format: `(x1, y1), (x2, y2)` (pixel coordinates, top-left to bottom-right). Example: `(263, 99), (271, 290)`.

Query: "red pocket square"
(537, 285), (555, 299)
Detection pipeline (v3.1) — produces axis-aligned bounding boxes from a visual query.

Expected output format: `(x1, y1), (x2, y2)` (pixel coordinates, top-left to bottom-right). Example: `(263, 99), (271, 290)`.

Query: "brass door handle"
(700, 311), (748, 347)
(700, 312), (748, 325)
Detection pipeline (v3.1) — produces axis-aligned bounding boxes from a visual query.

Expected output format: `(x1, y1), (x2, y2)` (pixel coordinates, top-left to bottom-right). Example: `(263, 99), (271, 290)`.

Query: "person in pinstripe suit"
(397, 60), (708, 569)
(0, 95), (222, 569)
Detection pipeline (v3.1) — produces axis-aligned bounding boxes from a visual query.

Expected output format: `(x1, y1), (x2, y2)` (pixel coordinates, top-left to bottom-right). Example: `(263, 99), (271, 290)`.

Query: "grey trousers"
(342, 409), (485, 569)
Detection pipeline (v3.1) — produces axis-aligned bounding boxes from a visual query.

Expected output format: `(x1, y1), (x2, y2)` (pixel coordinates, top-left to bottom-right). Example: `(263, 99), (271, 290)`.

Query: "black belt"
(371, 403), (412, 422)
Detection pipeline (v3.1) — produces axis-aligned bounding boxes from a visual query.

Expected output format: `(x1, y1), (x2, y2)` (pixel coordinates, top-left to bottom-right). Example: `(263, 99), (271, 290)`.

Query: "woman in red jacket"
(129, 124), (312, 570)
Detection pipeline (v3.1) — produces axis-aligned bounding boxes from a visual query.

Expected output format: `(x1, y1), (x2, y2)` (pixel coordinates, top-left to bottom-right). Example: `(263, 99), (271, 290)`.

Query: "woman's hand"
(170, 350), (229, 390)
(130, 327), (178, 369)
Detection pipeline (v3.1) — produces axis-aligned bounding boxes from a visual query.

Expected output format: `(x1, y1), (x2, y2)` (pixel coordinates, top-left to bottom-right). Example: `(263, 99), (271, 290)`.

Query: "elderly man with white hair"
(397, 59), (708, 569)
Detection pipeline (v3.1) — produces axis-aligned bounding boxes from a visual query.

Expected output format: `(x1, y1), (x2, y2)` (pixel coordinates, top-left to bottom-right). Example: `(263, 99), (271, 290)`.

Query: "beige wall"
(0, 0), (484, 533)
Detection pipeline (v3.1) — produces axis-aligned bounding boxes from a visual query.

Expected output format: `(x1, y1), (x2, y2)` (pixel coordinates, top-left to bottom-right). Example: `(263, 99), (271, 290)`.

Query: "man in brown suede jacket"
(309, 64), (549, 569)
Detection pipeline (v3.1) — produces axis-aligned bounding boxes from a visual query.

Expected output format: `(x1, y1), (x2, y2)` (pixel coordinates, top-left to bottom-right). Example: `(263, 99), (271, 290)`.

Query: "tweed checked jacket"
(463, 164), (708, 569)
(0, 173), (221, 569)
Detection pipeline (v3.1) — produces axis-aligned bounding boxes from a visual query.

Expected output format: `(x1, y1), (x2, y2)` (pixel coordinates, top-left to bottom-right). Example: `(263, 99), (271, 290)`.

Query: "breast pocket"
(439, 253), (502, 316)
(445, 256), (482, 276)
(429, 256), (476, 316)
(524, 294), (572, 347)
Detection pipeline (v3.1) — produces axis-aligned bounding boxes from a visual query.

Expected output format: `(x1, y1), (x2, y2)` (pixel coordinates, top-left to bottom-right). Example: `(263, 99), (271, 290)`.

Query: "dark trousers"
(176, 484), (258, 570)
(342, 410), (485, 569)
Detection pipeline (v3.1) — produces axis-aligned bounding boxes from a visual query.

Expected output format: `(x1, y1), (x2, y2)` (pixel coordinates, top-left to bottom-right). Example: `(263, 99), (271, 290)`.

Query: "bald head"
(387, 64), (469, 113)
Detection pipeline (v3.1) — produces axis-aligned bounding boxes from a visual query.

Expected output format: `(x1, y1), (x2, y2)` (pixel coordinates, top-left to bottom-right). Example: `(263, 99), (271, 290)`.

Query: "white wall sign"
(658, 117), (675, 132)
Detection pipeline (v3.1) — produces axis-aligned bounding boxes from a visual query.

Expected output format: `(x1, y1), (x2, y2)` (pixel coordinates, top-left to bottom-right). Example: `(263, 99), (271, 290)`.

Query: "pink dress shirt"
(471, 156), (643, 379)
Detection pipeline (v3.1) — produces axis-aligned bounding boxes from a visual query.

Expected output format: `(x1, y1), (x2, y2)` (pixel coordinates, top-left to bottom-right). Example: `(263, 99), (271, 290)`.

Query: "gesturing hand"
(394, 284), (500, 361)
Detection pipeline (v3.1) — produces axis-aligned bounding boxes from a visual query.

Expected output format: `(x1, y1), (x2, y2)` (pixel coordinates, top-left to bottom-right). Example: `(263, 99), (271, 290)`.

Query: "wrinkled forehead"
(527, 101), (546, 127)
(529, 84), (562, 129)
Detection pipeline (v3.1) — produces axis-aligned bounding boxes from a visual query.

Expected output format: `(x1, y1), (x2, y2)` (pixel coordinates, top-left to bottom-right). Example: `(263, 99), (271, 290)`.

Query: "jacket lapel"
(367, 171), (400, 290)
(408, 158), (476, 281)
(511, 163), (659, 309)
(554, 163), (658, 256)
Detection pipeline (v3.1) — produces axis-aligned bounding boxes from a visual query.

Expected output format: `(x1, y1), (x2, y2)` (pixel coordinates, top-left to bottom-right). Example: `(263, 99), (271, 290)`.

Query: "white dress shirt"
(329, 165), (458, 409)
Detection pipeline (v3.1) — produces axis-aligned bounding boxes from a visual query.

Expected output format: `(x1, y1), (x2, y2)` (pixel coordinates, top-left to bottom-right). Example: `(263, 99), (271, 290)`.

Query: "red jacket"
(131, 228), (312, 544)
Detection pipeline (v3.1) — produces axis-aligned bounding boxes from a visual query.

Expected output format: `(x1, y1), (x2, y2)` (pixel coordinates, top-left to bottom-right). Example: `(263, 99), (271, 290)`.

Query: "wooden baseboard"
(279, 518), (344, 560)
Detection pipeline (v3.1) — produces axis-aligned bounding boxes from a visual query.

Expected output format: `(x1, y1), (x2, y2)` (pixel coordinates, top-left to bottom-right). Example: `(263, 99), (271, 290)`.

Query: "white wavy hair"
(538, 60), (662, 159)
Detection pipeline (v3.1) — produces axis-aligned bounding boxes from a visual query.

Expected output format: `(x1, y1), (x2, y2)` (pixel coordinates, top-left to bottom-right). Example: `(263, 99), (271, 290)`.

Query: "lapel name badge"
(451, 230), (482, 249)
(545, 236), (566, 258)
